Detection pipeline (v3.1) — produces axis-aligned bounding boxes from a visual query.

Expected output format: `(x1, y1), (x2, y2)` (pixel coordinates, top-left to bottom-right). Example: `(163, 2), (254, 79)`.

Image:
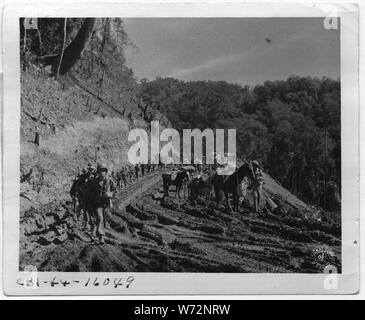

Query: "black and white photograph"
(18, 16), (343, 273)
(1, 2), (360, 295)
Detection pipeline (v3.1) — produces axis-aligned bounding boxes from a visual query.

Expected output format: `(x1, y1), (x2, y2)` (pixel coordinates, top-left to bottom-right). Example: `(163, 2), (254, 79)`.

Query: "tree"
(140, 76), (341, 209)
(43, 18), (96, 75)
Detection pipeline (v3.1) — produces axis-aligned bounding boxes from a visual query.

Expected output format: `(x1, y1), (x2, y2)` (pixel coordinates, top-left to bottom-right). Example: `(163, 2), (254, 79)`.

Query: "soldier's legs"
(95, 207), (105, 243)
(83, 202), (94, 231)
(253, 190), (259, 213)
(79, 196), (87, 226)
(72, 196), (77, 214)
(86, 205), (96, 234)
(72, 197), (79, 220)
(76, 198), (83, 221)
(238, 196), (244, 210)
(82, 207), (89, 229)
(257, 185), (262, 209)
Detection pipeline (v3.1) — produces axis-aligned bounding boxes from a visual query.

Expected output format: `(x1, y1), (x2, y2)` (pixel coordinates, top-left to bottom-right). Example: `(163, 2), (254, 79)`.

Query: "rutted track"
(19, 171), (164, 271)
(19, 170), (341, 273)
(115, 172), (162, 210)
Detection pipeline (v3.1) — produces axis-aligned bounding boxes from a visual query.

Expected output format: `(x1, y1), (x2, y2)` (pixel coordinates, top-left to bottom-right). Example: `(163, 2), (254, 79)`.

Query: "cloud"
(168, 51), (250, 79)
(124, 18), (340, 85)
(167, 30), (316, 82)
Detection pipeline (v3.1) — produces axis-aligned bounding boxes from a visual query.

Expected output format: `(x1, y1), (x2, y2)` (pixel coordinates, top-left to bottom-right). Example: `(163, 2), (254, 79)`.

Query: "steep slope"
(20, 66), (168, 213)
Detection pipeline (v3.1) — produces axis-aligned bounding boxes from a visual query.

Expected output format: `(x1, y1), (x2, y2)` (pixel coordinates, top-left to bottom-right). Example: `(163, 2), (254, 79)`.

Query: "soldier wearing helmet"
(88, 162), (115, 244)
(251, 160), (259, 167)
(86, 163), (96, 174)
(120, 166), (128, 188)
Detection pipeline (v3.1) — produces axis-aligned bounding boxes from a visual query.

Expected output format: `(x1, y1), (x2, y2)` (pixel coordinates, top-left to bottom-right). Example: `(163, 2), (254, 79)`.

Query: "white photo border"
(1, 2), (359, 295)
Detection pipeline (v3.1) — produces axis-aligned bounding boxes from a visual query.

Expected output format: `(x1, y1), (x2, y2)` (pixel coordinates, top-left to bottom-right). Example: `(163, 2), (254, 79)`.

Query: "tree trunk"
(56, 18), (67, 79)
(47, 18), (96, 75)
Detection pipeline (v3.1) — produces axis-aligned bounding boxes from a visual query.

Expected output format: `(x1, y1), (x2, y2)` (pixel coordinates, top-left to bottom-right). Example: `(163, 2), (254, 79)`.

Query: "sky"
(123, 18), (340, 86)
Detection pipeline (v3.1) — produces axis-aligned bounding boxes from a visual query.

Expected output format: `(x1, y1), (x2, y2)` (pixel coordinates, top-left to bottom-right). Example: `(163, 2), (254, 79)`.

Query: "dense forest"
(20, 18), (341, 210)
(139, 77), (341, 209)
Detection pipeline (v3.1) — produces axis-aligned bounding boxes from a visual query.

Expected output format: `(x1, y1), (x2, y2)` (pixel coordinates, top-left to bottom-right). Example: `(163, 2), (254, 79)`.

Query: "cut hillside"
(20, 66), (169, 213)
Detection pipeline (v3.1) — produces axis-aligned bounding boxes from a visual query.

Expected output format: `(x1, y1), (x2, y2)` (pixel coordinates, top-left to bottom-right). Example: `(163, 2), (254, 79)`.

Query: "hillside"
(140, 77), (341, 211)
(20, 66), (169, 213)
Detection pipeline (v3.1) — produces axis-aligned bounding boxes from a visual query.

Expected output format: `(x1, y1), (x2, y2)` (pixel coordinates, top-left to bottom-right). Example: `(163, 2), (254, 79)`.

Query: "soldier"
(70, 175), (80, 218)
(120, 167), (128, 188)
(74, 168), (88, 222)
(83, 170), (96, 231)
(115, 170), (121, 190)
(86, 162), (96, 174)
(128, 165), (134, 183)
(111, 170), (118, 187)
(88, 163), (115, 244)
(251, 160), (264, 213)
(134, 163), (140, 180)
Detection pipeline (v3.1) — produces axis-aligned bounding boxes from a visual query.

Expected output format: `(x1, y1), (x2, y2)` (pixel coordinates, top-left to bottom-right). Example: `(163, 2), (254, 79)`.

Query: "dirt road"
(19, 171), (341, 273)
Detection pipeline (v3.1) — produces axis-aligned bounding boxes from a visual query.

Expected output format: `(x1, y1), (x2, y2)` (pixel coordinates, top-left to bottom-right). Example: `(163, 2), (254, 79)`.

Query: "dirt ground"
(19, 171), (341, 273)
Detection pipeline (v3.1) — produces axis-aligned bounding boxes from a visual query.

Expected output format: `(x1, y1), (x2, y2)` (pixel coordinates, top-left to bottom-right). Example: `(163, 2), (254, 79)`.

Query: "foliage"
(139, 76), (341, 209)
(20, 18), (141, 119)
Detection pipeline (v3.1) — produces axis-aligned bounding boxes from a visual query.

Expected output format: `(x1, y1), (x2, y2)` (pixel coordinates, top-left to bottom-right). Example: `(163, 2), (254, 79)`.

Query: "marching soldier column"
(70, 161), (160, 244)
(70, 158), (265, 244)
